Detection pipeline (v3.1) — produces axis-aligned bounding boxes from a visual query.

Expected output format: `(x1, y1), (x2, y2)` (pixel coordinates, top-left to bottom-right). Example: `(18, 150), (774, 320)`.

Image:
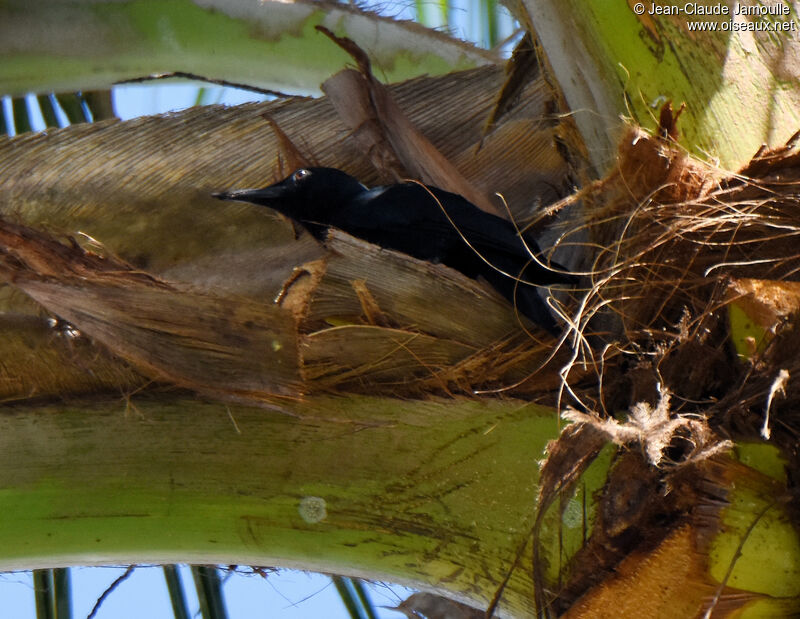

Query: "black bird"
(214, 167), (574, 332)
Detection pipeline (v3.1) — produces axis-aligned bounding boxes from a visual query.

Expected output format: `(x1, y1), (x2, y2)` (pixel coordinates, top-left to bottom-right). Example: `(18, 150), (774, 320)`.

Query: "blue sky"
(0, 565), (413, 618)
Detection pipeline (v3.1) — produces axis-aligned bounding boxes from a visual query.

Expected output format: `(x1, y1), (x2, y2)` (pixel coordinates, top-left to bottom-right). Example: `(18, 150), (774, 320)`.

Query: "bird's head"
(212, 167), (367, 221)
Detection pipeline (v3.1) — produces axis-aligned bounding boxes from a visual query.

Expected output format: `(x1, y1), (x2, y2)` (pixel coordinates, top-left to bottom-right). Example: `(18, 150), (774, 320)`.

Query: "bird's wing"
(329, 183), (571, 331)
(340, 185), (573, 284)
(341, 185), (522, 252)
(330, 185), (462, 263)
(419, 187), (576, 285)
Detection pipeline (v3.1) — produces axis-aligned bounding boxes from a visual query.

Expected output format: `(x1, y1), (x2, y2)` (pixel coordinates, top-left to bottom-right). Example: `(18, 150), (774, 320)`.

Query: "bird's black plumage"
(214, 167), (575, 332)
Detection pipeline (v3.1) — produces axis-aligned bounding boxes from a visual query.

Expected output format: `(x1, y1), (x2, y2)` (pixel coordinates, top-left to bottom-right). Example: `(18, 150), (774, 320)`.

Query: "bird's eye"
(293, 169), (311, 182)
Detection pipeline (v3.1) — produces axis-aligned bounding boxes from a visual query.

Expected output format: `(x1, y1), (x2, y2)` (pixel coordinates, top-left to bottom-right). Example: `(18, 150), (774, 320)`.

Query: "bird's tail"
(478, 252), (576, 334)
(481, 268), (561, 334)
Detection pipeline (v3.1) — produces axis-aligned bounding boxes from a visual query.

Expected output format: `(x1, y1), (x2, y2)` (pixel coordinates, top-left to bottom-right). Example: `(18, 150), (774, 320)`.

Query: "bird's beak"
(212, 186), (286, 204)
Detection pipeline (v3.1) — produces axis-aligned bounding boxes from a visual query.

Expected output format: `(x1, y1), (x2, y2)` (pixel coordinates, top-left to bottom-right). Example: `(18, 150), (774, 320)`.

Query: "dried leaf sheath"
(0, 214), (568, 401)
(306, 232), (522, 344)
(286, 232), (566, 394)
(0, 314), (145, 402)
(0, 217), (302, 399)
